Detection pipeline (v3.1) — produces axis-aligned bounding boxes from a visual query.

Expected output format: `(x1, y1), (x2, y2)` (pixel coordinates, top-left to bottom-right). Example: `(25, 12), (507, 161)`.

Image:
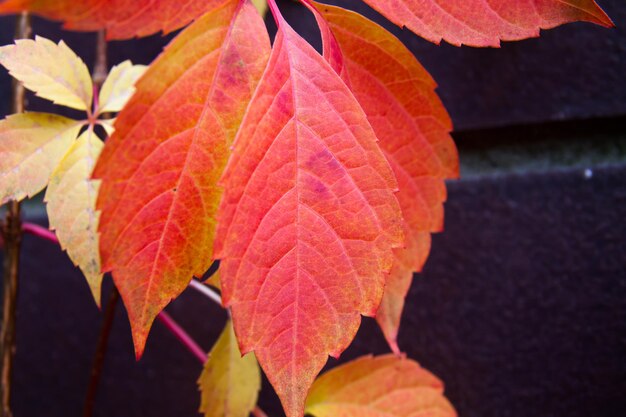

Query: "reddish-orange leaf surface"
(361, 0), (613, 47)
(93, 0), (269, 357)
(312, 3), (458, 353)
(214, 2), (403, 415)
(305, 354), (456, 417)
(0, 0), (228, 40)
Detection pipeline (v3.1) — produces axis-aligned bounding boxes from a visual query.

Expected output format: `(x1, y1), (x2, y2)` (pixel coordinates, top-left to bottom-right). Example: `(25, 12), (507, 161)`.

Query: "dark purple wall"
(0, 1), (625, 417)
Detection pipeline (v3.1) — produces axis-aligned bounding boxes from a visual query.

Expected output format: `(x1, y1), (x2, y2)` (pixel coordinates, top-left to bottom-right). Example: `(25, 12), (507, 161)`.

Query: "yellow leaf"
(306, 354), (456, 417)
(0, 36), (93, 111)
(252, 0), (267, 17)
(0, 113), (82, 204)
(198, 320), (260, 417)
(45, 129), (104, 306)
(99, 118), (116, 137)
(98, 61), (147, 114)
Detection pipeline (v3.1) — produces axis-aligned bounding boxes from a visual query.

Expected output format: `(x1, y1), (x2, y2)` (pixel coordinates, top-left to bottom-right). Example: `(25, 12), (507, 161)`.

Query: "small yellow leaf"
(98, 61), (147, 114)
(198, 320), (260, 417)
(252, 0), (267, 17)
(0, 113), (82, 204)
(306, 354), (456, 417)
(0, 36), (93, 111)
(99, 118), (116, 137)
(45, 129), (104, 306)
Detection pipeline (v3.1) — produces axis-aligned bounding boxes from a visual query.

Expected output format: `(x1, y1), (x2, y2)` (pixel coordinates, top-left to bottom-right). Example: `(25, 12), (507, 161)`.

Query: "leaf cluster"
(0, 0), (612, 416)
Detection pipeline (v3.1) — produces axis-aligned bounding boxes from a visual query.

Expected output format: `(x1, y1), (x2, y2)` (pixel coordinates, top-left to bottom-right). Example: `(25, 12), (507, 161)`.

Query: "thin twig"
(188, 279), (222, 306)
(22, 222), (57, 243)
(22, 226), (273, 415)
(157, 311), (207, 364)
(81, 30), (112, 417)
(0, 12), (31, 417)
(81, 287), (119, 417)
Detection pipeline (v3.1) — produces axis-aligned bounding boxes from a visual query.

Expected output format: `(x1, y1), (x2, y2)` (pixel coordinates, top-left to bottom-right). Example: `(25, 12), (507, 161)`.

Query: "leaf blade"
(45, 129), (104, 305)
(314, 3), (458, 353)
(0, 36), (92, 111)
(98, 61), (147, 114)
(305, 354), (456, 417)
(360, 0), (613, 47)
(0, 0), (232, 40)
(93, 0), (270, 357)
(198, 320), (261, 417)
(215, 10), (403, 417)
(0, 113), (82, 204)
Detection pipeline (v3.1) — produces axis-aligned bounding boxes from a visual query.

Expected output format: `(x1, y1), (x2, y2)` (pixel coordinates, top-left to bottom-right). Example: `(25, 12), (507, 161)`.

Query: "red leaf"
(93, 0), (269, 357)
(311, 3), (458, 353)
(361, 0), (613, 47)
(214, 3), (403, 416)
(0, 0), (230, 40)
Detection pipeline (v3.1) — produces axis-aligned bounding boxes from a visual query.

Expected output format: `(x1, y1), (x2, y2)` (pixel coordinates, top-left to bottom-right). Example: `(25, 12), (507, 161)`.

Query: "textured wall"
(1, 164), (624, 417)
(0, 0), (625, 130)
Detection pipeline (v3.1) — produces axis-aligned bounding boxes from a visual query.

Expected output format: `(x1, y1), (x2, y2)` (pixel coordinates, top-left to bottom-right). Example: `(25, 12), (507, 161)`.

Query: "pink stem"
(22, 222), (58, 244)
(156, 311), (206, 364)
(24, 223), (270, 415)
(252, 406), (269, 417)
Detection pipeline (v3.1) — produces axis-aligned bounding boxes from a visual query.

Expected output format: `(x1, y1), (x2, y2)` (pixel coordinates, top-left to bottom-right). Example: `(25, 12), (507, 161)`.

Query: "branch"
(82, 287), (119, 417)
(157, 311), (206, 364)
(0, 12), (31, 417)
(188, 279), (222, 306)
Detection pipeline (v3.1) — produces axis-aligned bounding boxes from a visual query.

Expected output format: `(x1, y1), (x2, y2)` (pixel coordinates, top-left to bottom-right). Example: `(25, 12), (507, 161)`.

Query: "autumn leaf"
(97, 61), (147, 114)
(312, 3), (458, 354)
(305, 354), (456, 417)
(0, 0), (232, 40)
(360, 0), (613, 47)
(44, 129), (104, 305)
(198, 320), (260, 417)
(93, 0), (270, 357)
(0, 113), (82, 204)
(214, 3), (403, 416)
(0, 36), (92, 111)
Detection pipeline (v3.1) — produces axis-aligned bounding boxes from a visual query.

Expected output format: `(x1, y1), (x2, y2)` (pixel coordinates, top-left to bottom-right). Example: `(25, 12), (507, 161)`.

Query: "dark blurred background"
(0, 0), (625, 416)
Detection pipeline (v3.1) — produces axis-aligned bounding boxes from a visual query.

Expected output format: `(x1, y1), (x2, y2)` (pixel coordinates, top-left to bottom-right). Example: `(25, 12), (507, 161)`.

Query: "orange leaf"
(360, 0), (613, 47)
(92, 0), (269, 357)
(305, 354), (456, 417)
(0, 0), (231, 40)
(311, 3), (458, 353)
(214, 3), (403, 416)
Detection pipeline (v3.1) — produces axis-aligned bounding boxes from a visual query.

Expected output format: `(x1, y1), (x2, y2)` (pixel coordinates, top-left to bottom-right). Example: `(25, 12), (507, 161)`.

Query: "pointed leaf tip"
(93, 0), (270, 357)
(45, 129), (104, 306)
(361, 0), (613, 47)
(216, 10), (403, 417)
(313, 3), (457, 354)
(198, 320), (261, 417)
(0, 36), (92, 110)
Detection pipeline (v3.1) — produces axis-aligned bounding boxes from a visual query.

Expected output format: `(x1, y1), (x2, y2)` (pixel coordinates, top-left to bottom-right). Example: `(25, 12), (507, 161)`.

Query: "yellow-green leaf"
(99, 118), (115, 137)
(0, 36), (92, 111)
(98, 61), (147, 114)
(198, 320), (260, 417)
(0, 113), (82, 204)
(45, 129), (104, 305)
(252, 0), (267, 17)
(306, 354), (456, 417)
